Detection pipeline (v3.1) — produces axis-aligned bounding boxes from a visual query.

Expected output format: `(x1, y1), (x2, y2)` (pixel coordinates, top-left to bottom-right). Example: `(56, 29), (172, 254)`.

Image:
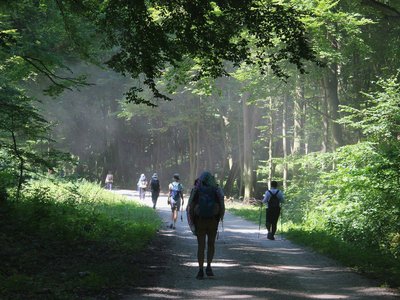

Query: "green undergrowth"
(285, 228), (400, 288)
(227, 201), (400, 289)
(0, 178), (161, 299)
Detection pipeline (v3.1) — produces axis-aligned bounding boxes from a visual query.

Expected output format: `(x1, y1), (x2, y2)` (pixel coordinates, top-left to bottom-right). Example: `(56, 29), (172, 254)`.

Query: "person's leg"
(270, 207), (281, 238)
(196, 220), (206, 279)
(154, 192), (159, 208)
(170, 207), (175, 228)
(265, 208), (274, 240)
(266, 208), (272, 237)
(205, 218), (218, 276)
(173, 208), (178, 227)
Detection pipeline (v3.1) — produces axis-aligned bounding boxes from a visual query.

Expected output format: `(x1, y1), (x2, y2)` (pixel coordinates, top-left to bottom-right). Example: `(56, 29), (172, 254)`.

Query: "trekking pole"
(218, 220), (224, 243)
(258, 201), (263, 239)
(180, 200), (183, 222)
(280, 206), (283, 240)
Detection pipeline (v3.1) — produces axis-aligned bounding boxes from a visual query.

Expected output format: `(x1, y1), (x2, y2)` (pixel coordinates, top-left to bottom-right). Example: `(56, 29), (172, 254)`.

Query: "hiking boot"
(172, 225), (176, 229)
(267, 233), (275, 240)
(169, 224), (173, 229)
(196, 269), (204, 280)
(205, 266), (214, 277)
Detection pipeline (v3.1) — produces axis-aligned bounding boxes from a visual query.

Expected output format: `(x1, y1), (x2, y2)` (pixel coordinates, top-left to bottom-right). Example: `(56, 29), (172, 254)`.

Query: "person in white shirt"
(262, 180), (284, 240)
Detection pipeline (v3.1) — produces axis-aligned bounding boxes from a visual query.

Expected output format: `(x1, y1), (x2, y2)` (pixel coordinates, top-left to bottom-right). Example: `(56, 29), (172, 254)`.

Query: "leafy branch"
(22, 55), (93, 93)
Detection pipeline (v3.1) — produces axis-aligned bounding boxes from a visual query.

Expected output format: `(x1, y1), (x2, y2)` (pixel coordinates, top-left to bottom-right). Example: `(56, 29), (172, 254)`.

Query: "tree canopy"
(98, 0), (318, 105)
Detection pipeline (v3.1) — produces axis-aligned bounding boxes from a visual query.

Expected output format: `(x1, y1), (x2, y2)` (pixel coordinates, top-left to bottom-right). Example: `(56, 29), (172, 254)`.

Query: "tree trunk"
(242, 94), (252, 202)
(242, 93), (262, 202)
(323, 64), (343, 150)
(292, 76), (305, 155)
(223, 161), (240, 197)
(237, 113), (243, 199)
(11, 130), (24, 200)
(219, 113), (231, 187)
(282, 95), (288, 190)
(268, 97), (275, 185)
(322, 85), (329, 153)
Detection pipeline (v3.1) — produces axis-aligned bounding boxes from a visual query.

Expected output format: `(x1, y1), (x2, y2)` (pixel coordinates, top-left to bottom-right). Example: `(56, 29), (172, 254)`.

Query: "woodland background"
(0, 0), (399, 295)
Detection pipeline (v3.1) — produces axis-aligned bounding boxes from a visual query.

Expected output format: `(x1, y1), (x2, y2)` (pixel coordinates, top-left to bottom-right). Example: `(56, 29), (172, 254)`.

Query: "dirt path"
(116, 190), (399, 300)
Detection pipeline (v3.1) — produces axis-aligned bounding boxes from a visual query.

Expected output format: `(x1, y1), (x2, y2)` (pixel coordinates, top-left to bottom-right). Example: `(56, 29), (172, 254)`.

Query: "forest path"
(115, 190), (399, 300)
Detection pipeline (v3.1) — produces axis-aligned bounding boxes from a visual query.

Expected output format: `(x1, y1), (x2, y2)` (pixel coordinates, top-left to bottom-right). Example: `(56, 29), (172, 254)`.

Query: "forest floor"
(115, 190), (400, 300)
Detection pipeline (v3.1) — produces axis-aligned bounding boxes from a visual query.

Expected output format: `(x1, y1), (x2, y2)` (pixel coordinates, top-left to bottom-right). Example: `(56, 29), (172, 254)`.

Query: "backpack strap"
(268, 189), (279, 196)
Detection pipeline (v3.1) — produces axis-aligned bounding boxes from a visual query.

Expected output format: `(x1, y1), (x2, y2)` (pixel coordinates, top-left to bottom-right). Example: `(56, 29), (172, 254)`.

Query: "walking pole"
(258, 201), (263, 239)
(218, 219), (225, 243)
(280, 206), (283, 240)
(180, 200), (183, 222)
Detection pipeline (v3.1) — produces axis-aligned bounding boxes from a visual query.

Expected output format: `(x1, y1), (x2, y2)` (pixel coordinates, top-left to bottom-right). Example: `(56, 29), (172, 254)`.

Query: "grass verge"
(227, 201), (400, 289)
(0, 179), (161, 299)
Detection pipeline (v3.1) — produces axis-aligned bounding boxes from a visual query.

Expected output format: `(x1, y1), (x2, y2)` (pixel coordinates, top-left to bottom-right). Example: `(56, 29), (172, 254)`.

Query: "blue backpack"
(197, 186), (218, 218)
(170, 182), (182, 202)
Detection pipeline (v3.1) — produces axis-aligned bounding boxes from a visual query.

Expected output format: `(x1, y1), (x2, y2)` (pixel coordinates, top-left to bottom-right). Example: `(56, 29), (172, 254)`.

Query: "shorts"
(170, 199), (181, 211)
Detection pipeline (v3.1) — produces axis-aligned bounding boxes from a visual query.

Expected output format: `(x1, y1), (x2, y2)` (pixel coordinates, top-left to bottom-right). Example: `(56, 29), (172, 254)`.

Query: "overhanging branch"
(22, 56), (93, 91)
(361, 0), (400, 18)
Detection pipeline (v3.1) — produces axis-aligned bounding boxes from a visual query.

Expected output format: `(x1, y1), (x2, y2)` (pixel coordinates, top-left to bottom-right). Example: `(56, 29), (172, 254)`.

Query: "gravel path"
(116, 190), (399, 300)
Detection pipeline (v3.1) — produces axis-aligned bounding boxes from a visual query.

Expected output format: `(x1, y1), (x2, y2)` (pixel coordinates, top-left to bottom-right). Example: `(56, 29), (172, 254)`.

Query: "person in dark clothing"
(262, 180), (284, 240)
(187, 171), (225, 280)
(150, 173), (160, 209)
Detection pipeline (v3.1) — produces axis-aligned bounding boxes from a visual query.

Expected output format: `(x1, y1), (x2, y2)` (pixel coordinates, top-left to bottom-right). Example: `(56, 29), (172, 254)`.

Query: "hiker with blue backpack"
(168, 173), (184, 229)
(262, 180), (284, 240)
(187, 171), (225, 280)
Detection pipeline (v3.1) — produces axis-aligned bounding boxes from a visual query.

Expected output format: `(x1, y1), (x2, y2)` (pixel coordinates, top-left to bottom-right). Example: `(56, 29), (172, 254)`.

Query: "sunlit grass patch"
(226, 200), (263, 224)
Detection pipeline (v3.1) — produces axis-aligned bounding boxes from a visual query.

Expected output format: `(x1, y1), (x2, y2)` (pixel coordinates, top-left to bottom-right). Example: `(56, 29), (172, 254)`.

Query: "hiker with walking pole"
(262, 180), (284, 240)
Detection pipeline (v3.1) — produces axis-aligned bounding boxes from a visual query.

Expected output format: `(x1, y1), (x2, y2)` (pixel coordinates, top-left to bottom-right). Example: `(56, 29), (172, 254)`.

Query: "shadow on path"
(114, 190), (399, 300)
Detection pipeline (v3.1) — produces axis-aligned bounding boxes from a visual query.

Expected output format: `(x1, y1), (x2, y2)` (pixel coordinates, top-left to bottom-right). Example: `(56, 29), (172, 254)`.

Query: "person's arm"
(186, 187), (198, 218)
(167, 183), (172, 204)
(279, 190), (285, 204)
(262, 190), (270, 204)
(217, 187), (225, 221)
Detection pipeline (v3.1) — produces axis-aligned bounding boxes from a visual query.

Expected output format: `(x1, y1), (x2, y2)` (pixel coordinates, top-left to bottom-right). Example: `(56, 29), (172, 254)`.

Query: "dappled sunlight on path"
(114, 190), (399, 300)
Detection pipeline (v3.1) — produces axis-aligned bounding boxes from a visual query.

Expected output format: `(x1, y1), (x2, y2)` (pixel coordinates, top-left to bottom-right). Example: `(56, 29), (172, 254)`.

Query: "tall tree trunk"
(242, 93), (261, 202)
(237, 118), (244, 199)
(292, 76), (305, 155)
(188, 97), (201, 185)
(323, 63), (343, 150)
(11, 130), (23, 200)
(322, 84), (329, 153)
(188, 124), (199, 187)
(223, 161), (239, 197)
(219, 113), (231, 187)
(242, 94), (252, 202)
(282, 95), (288, 190)
(267, 97), (274, 185)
